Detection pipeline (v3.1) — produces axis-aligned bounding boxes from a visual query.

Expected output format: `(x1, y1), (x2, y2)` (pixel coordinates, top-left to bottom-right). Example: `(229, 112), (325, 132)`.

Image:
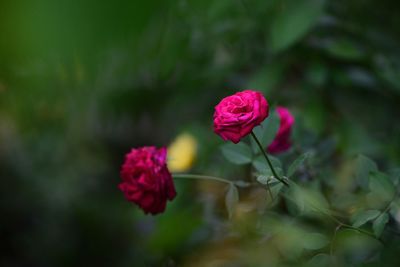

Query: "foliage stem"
(173, 174), (232, 184)
(306, 203), (383, 244)
(322, 210), (383, 244)
(250, 131), (289, 187)
(173, 174), (254, 188)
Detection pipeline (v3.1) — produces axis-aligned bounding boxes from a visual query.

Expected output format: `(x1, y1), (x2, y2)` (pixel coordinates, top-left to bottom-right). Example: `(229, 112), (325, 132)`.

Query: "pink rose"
(267, 106), (295, 154)
(213, 90), (269, 143)
(119, 146), (177, 215)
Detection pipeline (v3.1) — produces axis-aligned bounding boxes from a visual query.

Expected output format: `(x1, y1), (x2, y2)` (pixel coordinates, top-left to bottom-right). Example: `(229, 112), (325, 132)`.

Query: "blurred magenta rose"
(213, 90), (269, 143)
(267, 106), (295, 154)
(119, 146), (177, 215)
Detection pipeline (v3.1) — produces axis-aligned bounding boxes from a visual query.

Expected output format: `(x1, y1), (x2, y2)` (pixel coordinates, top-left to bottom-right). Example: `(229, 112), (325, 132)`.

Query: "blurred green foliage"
(1, 0), (400, 266)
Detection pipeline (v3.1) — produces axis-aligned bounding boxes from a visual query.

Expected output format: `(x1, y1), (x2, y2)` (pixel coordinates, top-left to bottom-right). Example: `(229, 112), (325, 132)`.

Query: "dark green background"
(1, 0), (400, 266)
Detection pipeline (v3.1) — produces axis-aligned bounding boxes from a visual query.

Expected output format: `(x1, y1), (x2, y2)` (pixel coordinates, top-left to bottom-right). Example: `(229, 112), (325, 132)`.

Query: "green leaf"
(355, 154), (377, 189)
(305, 189), (330, 214)
(351, 210), (380, 228)
(303, 233), (329, 250)
(325, 39), (364, 60)
(286, 183), (306, 214)
(252, 154), (283, 176)
(269, 0), (325, 52)
(389, 168), (400, 186)
(225, 184), (239, 219)
(303, 97), (327, 134)
(221, 142), (253, 165)
(147, 209), (201, 250)
(256, 175), (284, 202)
(270, 182), (284, 200)
(247, 63), (285, 95)
(251, 110), (280, 152)
(287, 183), (330, 215)
(307, 253), (331, 267)
(373, 213), (389, 237)
(306, 61), (328, 86)
(287, 152), (311, 177)
(256, 175), (269, 185)
(347, 68), (376, 88)
(369, 171), (395, 202)
(376, 57), (400, 92)
(334, 229), (382, 264)
(256, 175), (281, 187)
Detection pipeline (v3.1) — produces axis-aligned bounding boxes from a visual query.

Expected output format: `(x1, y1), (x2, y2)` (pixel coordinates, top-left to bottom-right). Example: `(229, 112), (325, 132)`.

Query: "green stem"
(321, 208), (382, 243)
(173, 174), (254, 188)
(173, 174), (232, 184)
(303, 200), (382, 244)
(341, 224), (378, 240)
(250, 131), (289, 187)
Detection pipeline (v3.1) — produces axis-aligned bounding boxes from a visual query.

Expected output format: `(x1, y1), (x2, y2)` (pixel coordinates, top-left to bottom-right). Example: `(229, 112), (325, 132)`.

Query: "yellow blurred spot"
(168, 132), (197, 172)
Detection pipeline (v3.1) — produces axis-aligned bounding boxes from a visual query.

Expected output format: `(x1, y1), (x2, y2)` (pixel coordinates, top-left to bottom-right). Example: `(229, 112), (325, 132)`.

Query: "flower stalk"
(251, 131), (289, 187)
(173, 174), (233, 184)
(173, 174), (254, 188)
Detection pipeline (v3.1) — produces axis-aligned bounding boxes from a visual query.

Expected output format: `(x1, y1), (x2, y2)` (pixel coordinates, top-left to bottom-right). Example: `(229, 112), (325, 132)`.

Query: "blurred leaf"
(374, 56), (400, 93)
(256, 175), (270, 185)
(251, 110), (280, 151)
(286, 183), (330, 215)
(247, 63), (285, 95)
(325, 39), (364, 60)
(351, 210), (380, 228)
(257, 175), (283, 206)
(274, 224), (305, 260)
(389, 200), (400, 217)
(303, 233), (329, 250)
(347, 68), (377, 88)
(339, 123), (380, 156)
(221, 142), (253, 164)
(207, 0), (234, 20)
(304, 187), (330, 214)
(369, 171), (396, 203)
(147, 209), (201, 250)
(355, 154), (378, 189)
(256, 175), (284, 203)
(286, 184), (305, 215)
(225, 183), (239, 219)
(388, 168), (400, 186)
(270, 182), (284, 200)
(303, 96), (327, 135)
(307, 253), (332, 266)
(287, 152), (311, 177)
(314, 137), (337, 164)
(306, 61), (328, 86)
(373, 213), (389, 238)
(335, 229), (382, 264)
(269, 0), (325, 52)
(252, 154), (284, 178)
